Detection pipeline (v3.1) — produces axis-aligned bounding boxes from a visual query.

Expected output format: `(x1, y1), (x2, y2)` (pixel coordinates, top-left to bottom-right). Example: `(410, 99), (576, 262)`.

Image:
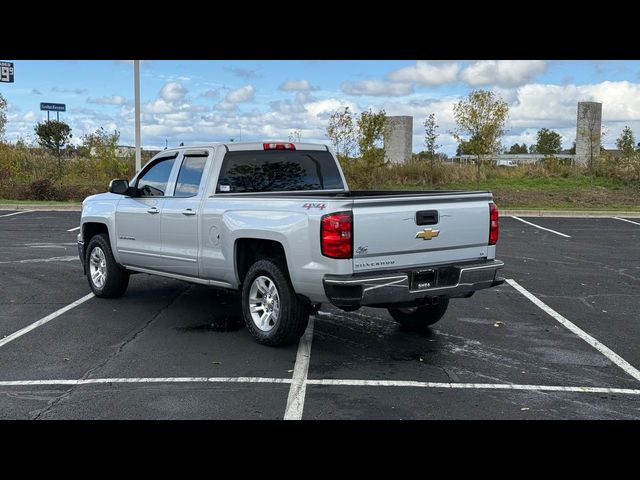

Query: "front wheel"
(85, 233), (130, 298)
(388, 297), (450, 330)
(241, 259), (309, 346)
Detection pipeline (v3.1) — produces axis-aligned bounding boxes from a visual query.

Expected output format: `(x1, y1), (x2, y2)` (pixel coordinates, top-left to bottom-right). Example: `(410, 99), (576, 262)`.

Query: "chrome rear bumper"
(323, 259), (504, 309)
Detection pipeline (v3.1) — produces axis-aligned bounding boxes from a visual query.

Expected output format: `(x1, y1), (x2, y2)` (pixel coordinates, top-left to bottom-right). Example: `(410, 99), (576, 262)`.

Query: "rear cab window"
(216, 150), (344, 193)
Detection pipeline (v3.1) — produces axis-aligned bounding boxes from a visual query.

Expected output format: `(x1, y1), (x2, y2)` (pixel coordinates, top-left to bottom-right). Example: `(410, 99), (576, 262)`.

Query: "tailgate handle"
(416, 210), (438, 225)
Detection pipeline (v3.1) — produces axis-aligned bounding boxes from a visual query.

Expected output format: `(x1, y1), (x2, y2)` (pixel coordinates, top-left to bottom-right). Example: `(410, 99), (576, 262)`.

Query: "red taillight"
(263, 142), (296, 150)
(489, 203), (499, 245)
(321, 212), (352, 259)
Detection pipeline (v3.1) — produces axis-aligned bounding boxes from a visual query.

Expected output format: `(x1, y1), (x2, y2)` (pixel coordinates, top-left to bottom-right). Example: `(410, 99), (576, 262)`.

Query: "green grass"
(385, 176), (640, 211)
(445, 176), (627, 191)
(0, 199), (81, 205)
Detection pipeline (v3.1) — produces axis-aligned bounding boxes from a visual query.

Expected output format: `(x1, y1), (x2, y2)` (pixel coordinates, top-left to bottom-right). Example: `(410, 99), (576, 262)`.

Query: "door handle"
(147, 207), (159, 214)
(182, 208), (196, 216)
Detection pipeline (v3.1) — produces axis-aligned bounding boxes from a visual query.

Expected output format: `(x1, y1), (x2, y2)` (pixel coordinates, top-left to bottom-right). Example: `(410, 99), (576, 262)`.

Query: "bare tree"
(423, 113), (440, 187)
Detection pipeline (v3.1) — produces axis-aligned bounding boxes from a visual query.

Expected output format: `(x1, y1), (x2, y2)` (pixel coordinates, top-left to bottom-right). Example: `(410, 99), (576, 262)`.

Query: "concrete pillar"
(383, 116), (413, 164)
(575, 102), (602, 166)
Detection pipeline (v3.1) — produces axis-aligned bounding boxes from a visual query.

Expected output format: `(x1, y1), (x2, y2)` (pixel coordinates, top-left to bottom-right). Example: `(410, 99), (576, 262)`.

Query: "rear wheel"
(388, 297), (449, 330)
(241, 259), (309, 346)
(85, 233), (130, 298)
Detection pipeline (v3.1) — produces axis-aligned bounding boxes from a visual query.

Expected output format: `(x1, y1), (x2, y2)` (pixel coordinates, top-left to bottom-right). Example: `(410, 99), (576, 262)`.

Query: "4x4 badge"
(415, 228), (440, 240)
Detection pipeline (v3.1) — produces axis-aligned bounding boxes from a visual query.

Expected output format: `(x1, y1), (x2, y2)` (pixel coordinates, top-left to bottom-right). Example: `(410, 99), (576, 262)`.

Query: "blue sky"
(3, 60), (640, 155)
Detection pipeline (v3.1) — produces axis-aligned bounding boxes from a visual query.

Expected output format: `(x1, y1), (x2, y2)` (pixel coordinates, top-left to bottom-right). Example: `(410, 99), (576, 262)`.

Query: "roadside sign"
(0, 61), (14, 83)
(40, 102), (66, 112)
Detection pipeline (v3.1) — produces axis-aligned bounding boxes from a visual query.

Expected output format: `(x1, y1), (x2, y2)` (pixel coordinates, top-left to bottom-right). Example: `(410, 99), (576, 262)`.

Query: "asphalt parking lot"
(0, 210), (639, 419)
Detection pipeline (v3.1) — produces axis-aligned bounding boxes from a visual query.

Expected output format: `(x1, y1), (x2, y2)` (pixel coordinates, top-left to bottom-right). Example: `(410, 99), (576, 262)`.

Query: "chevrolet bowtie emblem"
(415, 228), (440, 240)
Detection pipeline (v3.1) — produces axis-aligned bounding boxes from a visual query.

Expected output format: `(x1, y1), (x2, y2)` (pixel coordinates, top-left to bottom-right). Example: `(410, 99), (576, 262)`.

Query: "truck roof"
(157, 141), (331, 154)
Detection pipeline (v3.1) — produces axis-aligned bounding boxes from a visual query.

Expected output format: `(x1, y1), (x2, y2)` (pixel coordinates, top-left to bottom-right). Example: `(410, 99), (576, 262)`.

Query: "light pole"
(134, 60), (141, 172)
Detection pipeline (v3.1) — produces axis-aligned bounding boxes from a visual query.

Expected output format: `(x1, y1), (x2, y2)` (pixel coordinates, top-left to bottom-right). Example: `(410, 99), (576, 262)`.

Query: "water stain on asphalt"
(176, 315), (245, 333)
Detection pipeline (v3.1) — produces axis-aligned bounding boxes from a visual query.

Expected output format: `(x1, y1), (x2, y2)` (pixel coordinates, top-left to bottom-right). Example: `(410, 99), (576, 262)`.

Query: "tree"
(456, 139), (472, 156)
(535, 128), (562, 155)
(616, 126), (635, 157)
(507, 143), (528, 154)
(0, 93), (7, 141)
(452, 90), (509, 185)
(356, 108), (386, 157)
(79, 128), (129, 179)
(34, 120), (73, 179)
(423, 113), (440, 187)
(326, 107), (356, 160)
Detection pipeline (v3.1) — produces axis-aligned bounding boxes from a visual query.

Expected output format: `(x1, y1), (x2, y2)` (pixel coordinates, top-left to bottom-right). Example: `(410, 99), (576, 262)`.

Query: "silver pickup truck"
(78, 142), (504, 346)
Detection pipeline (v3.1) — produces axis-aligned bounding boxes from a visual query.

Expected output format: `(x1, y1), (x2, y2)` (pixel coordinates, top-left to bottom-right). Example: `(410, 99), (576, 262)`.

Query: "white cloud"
(160, 82), (187, 102)
(200, 89), (219, 99)
(226, 85), (255, 103)
(87, 95), (127, 105)
(341, 80), (413, 97)
(215, 85), (255, 110)
(52, 87), (88, 95)
(215, 101), (238, 111)
(388, 61), (459, 86)
(144, 98), (174, 114)
(303, 98), (358, 118)
(279, 80), (318, 92)
(227, 67), (262, 79)
(21, 111), (38, 122)
(460, 60), (547, 87)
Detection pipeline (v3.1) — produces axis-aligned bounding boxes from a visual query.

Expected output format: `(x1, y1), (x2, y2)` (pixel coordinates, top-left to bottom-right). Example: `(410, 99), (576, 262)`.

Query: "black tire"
(85, 233), (130, 298)
(388, 297), (450, 330)
(241, 259), (309, 346)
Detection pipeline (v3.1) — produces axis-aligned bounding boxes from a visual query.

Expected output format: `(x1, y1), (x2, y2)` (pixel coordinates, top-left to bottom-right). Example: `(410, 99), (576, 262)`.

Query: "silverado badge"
(415, 228), (440, 240)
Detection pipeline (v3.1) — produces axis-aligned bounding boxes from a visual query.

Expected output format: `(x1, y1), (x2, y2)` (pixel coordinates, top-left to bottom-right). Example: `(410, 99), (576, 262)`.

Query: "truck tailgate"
(351, 193), (491, 272)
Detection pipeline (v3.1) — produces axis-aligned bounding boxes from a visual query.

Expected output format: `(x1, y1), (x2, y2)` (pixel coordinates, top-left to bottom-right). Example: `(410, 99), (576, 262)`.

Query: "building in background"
(575, 101), (602, 166)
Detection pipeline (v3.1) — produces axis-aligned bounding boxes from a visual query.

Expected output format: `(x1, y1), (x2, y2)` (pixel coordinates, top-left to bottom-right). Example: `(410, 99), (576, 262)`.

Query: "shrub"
(27, 179), (57, 200)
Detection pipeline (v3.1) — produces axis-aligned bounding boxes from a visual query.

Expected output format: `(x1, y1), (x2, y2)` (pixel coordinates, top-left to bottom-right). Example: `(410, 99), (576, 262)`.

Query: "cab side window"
(136, 157), (176, 197)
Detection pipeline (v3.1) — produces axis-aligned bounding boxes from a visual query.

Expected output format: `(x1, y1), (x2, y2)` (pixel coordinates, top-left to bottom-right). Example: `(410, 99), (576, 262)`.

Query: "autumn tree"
(79, 127), (130, 179)
(453, 90), (509, 185)
(0, 93), (7, 141)
(535, 128), (563, 155)
(357, 108), (386, 156)
(616, 126), (635, 157)
(34, 120), (73, 179)
(326, 106), (356, 160)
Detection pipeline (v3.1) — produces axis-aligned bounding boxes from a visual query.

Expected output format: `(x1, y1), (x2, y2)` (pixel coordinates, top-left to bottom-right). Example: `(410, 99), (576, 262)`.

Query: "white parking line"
(0, 377), (292, 386)
(0, 210), (34, 218)
(306, 379), (640, 395)
(67, 226), (81, 232)
(284, 316), (315, 420)
(0, 256), (79, 264)
(613, 217), (640, 227)
(510, 216), (571, 238)
(506, 279), (640, 383)
(0, 293), (94, 348)
(1, 377), (638, 397)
